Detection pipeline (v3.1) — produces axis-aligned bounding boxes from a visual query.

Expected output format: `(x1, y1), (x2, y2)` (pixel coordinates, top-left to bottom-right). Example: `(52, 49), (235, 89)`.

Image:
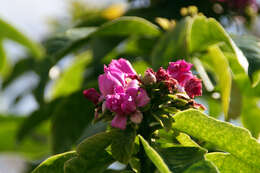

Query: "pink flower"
(167, 60), (194, 86)
(184, 77), (202, 98)
(83, 88), (100, 105)
(98, 66), (125, 96)
(109, 58), (137, 76)
(106, 87), (150, 129)
(168, 60), (193, 73)
(135, 88), (150, 107)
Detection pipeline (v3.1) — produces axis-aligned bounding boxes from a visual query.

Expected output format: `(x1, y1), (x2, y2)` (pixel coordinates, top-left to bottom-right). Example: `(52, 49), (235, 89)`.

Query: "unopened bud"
(130, 110), (143, 124)
(142, 68), (157, 85)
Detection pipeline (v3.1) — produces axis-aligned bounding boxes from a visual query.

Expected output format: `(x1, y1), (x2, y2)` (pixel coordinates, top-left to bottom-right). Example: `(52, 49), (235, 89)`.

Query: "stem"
(137, 112), (155, 173)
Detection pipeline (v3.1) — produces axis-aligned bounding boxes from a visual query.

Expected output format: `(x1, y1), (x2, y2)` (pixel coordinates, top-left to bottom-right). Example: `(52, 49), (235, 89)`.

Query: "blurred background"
(1, 0), (260, 172)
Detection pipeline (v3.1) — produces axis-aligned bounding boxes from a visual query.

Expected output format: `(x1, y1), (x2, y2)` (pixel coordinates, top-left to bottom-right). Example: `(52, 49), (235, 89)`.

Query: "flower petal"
(111, 114), (127, 130)
(136, 88), (150, 107)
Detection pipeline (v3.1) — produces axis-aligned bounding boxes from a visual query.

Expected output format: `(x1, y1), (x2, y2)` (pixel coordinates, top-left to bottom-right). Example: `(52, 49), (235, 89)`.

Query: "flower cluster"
(83, 58), (203, 130)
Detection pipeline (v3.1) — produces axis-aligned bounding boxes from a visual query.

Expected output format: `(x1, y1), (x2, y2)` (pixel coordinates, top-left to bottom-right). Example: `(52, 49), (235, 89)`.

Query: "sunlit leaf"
(172, 109), (260, 170)
(32, 151), (76, 173)
(139, 135), (171, 173)
(183, 160), (219, 173)
(206, 152), (260, 173)
(51, 51), (92, 99)
(203, 45), (232, 119)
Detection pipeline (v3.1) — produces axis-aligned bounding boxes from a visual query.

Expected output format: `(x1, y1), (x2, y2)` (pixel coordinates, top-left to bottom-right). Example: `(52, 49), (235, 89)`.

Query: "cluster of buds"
(83, 58), (205, 130)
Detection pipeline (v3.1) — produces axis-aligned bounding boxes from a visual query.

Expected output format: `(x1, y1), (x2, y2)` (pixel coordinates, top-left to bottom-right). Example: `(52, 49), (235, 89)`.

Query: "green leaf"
(77, 131), (114, 159)
(151, 17), (190, 69)
(51, 51), (92, 99)
(206, 153), (260, 173)
(172, 109), (260, 170)
(188, 16), (248, 75)
(32, 151), (76, 173)
(0, 18), (43, 58)
(241, 97), (260, 138)
(2, 57), (35, 88)
(0, 116), (50, 159)
(64, 155), (114, 173)
(183, 160), (219, 173)
(92, 17), (161, 37)
(227, 80), (242, 119)
(51, 91), (94, 154)
(50, 17), (160, 62)
(17, 98), (61, 142)
(0, 38), (6, 70)
(232, 34), (260, 87)
(64, 131), (116, 173)
(207, 98), (222, 119)
(138, 135), (171, 173)
(157, 146), (207, 173)
(202, 45), (232, 119)
(111, 128), (136, 164)
(151, 16), (248, 73)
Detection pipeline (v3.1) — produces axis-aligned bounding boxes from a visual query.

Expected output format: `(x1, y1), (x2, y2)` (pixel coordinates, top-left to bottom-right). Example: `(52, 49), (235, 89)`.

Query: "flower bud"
(184, 77), (202, 98)
(156, 67), (170, 81)
(83, 88), (101, 105)
(142, 68), (157, 85)
(130, 110), (143, 124)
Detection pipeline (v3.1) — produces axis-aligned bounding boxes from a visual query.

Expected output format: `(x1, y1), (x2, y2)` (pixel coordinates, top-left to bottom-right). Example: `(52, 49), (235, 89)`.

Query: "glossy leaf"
(64, 155), (114, 173)
(157, 146), (207, 173)
(92, 17), (161, 37)
(152, 16), (248, 73)
(64, 131), (116, 173)
(111, 128), (136, 164)
(50, 17), (160, 62)
(172, 109), (260, 170)
(138, 135), (171, 173)
(32, 151), (76, 173)
(183, 160), (219, 173)
(232, 35), (260, 87)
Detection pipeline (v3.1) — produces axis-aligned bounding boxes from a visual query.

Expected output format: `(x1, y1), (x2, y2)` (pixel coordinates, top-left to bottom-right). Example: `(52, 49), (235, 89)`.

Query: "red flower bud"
(83, 88), (101, 105)
(156, 67), (170, 81)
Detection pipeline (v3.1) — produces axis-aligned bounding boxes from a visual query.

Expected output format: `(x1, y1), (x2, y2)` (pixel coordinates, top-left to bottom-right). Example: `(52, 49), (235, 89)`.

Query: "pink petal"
(136, 88), (150, 107)
(109, 58), (137, 76)
(111, 114), (127, 130)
